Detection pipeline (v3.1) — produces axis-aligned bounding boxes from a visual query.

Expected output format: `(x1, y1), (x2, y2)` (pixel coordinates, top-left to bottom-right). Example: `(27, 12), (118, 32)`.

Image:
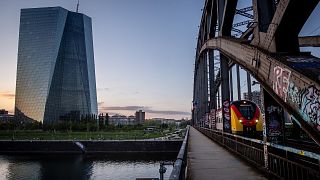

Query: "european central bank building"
(15, 7), (98, 124)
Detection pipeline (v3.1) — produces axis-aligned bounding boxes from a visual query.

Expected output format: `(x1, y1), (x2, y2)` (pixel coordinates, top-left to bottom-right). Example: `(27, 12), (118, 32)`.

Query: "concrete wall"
(0, 140), (182, 154)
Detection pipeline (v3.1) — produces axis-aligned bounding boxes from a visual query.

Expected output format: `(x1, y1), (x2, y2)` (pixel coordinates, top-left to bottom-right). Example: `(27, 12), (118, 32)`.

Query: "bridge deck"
(187, 127), (266, 180)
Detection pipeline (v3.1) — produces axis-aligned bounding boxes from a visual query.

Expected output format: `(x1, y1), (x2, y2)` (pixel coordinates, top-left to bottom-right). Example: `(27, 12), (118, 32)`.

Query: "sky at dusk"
(0, 0), (205, 119)
(0, 0), (319, 119)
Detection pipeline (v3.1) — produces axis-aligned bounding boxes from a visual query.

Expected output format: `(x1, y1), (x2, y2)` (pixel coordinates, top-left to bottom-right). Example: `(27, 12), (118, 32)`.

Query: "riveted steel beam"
(299, 36), (320, 47)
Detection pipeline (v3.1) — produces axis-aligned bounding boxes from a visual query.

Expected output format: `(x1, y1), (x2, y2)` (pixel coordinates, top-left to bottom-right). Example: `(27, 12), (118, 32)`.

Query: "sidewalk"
(187, 127), (266, 180)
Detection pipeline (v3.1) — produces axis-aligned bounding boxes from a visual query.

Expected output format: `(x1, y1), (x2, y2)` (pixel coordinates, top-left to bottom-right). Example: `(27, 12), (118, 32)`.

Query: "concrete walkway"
(187, 127), (266, 180)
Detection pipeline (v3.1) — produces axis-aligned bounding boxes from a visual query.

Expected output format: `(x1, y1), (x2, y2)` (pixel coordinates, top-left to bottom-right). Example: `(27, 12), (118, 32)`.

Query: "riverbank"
(0, 129), (182, 140)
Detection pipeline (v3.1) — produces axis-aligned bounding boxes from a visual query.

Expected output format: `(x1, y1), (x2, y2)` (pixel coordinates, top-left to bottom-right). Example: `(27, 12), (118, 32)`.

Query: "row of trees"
(0, 116), (190, 131)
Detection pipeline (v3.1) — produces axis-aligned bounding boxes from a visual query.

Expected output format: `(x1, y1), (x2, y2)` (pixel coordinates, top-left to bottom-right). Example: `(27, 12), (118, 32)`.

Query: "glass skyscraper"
(15, 7), (98, 124)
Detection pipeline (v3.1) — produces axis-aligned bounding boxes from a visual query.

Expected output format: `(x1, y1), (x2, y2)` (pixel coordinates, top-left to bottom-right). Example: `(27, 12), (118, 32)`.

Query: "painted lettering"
(272, 66), (291, 101)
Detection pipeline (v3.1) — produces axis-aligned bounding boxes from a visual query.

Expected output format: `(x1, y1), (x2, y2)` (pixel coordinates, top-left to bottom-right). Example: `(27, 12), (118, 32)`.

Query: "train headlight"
(239, 120), (242, 123)
(255, 119), (259, 123)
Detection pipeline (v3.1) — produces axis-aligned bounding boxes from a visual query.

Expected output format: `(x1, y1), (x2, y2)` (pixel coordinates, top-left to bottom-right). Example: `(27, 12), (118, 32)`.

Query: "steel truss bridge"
(184, 0), (320, 179)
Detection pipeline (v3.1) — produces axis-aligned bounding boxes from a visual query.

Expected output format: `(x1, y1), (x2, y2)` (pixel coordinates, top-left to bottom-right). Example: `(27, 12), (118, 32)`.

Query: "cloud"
(97, 88), (110, 91)
(100, 106), (145, 111)
(0, 92), (15, 99)
(99, 105), (191, 116)
(145, 109), (191, 116)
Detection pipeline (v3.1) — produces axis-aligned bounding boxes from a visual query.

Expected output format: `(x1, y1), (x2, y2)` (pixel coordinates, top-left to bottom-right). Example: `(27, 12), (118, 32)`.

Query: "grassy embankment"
(0, 130), (168, 140)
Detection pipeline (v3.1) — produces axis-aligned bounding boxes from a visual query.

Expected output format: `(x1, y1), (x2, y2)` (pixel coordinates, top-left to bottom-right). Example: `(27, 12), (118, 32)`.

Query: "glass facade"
(15, 7), (98, 124)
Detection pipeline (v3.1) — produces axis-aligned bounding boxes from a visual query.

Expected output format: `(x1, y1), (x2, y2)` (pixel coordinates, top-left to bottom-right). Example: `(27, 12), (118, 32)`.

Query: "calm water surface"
(0, 155), (174, 180)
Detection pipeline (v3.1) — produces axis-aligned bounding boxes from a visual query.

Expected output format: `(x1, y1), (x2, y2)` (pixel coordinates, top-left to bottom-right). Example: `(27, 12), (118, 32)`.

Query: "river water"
(0, 154), (174, 180)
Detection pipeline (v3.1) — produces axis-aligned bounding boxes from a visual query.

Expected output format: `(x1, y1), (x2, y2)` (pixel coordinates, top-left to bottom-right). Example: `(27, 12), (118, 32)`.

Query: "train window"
(239, 104), (255, 120)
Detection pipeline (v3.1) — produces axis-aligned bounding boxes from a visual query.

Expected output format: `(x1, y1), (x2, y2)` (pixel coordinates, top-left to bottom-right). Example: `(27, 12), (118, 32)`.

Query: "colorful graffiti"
(300, 85), (320, 131)
(286, 82), (320, 131)
(223, 100), (230, 130)
(287, 82), (300, 103)
(272, 66), (291, 101)
(209, 109), (216, 129)
(266, 105), (283, 143)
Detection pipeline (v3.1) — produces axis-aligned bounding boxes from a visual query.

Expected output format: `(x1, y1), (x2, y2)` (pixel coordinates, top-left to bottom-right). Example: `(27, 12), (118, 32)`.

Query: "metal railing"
(195, 126), (320, 180)
(169, 126), (190, 180)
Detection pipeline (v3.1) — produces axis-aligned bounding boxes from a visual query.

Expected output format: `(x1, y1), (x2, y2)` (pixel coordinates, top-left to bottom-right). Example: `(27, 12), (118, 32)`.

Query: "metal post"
(261, 89), (268, 170)
(217, 87), (220, 108)
(236, 64), (241, 100)
(159, 162), (167, 180)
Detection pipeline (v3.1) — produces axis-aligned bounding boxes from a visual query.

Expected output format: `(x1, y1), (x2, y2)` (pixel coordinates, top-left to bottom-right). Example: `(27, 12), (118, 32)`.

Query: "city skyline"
(0, 0), (205, 119)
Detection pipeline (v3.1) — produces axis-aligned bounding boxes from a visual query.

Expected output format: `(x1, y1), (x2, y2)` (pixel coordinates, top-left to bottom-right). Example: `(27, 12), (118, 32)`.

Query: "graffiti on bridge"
(272, 65), (320, 131)
(299, 85), (320, 131)
(266, 105), (283, 143)
(272, 66), (291, 101)
(287, 82), (320, 131)
(209, 109), (216, 129)
(223, 100), (231, 130)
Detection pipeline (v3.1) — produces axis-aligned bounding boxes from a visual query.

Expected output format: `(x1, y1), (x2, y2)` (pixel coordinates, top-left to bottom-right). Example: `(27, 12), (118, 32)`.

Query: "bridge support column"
(263, 89), (285, 144)
(220, 54), (231, 133)
(208, 50), (216, 110)
(236, 64), (241, 100)
(230, 67), (233, 101)
(208, 50), (216, 129)
(246, 72), (252, 101)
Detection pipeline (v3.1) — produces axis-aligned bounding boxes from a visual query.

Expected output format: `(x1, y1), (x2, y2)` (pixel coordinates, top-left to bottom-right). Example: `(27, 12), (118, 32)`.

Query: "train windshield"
(239, 104), (255, 120)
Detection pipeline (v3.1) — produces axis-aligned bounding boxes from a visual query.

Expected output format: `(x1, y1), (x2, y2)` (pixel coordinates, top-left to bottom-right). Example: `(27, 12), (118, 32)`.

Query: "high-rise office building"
(135, 110), (145, 124)
(15, 7), (98, 124)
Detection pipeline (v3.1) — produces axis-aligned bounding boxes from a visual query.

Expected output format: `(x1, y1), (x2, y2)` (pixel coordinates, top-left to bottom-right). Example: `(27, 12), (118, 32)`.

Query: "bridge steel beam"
(217, 0), (238, 36)
(258, 0), (319, 52)
(220, 54), (231, 133)
(246, 72), (252, 101)
(229, 67), (233, 101)
(236, 64), (241, 100)
(299, 36), (320, 47)
(209, 50), (216, 110)
(199, 37), (320, 145)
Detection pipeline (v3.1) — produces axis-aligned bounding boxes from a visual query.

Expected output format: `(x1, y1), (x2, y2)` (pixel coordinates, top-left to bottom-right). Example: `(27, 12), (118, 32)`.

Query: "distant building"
(127, 115), (136, 125)
(150, 118), (176, 124)
(243, 91), (263, 111)
(135, 110), (145, 124)
(108, 114), (137, 126)
(15, 7), (97, 124)
(0, 109), (8, 115)
(148, 118), (189, 127)
(0, 109), (14, 122)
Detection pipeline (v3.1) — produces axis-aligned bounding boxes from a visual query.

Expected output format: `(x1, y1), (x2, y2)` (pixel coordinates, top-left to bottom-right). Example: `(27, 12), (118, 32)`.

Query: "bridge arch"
(193, 0), (320, 145)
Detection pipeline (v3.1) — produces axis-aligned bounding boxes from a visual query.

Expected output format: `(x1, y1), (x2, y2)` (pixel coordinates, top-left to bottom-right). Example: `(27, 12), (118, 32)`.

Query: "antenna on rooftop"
(76, 0), (80, 13)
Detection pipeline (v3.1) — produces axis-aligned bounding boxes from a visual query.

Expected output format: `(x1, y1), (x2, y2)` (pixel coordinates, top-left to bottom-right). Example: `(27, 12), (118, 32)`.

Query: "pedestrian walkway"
(187, 127), (266, 180)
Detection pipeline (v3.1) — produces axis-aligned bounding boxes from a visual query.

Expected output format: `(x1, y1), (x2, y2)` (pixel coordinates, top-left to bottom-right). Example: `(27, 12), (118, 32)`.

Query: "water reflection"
(0, 154), (175, 180)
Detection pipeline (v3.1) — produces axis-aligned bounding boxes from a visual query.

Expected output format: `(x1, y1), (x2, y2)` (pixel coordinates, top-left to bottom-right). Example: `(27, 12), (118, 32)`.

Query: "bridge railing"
(195, 126), (320, 180)
(169, 125), (190, 180)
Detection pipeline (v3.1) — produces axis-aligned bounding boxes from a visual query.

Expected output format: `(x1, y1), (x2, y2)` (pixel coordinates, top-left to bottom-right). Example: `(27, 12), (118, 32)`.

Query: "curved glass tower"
(15, 7), (98, 124)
